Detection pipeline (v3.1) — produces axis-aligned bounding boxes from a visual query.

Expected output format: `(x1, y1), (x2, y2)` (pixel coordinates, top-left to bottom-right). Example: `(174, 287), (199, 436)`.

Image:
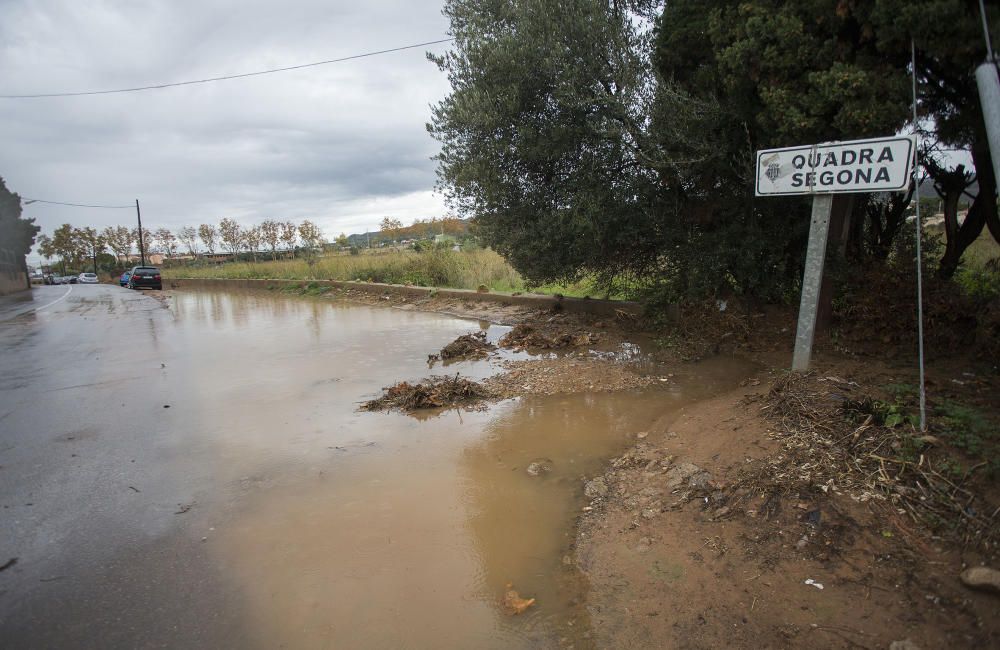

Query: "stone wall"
(0, 247), (28, 296)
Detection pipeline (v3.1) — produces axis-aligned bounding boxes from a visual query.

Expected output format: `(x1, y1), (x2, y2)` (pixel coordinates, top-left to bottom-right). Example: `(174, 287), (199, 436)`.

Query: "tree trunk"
(974, 139), (1000, 245)
(937, 139), (994, 279)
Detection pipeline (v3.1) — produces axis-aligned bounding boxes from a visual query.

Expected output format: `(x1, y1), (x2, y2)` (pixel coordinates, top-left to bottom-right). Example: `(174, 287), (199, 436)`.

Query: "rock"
(641, 508), (658, 520)
(584, 477), (609, 498)
(889, 640), (921, 650)
(636, 431), (648, 439)
(960, 566), (1000, 595)
(664, 462), (712, 490)
(526, 458), (554, 477)
(711, 506), (730, 519)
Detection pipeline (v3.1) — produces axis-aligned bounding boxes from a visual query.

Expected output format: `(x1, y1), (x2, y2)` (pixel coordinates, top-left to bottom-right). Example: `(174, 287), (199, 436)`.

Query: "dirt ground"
(261, 284), (1000, 648)
(575, 374), (999, 649)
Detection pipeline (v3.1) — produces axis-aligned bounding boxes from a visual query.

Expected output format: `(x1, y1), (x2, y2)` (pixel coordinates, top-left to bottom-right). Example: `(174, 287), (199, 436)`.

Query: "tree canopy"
(430, 0), (1000, 300)
(0, 177), (40, 259)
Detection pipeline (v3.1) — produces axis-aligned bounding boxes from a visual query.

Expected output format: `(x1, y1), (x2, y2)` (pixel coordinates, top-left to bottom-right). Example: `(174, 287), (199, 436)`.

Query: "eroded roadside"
(333, 284), (1000, 649)
(165, 284), (1000, 649)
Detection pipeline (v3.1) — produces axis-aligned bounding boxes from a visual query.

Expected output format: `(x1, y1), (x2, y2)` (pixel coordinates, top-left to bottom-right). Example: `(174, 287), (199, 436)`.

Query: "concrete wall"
(168, 277), (646, 318)
(0, 247), (28, 296)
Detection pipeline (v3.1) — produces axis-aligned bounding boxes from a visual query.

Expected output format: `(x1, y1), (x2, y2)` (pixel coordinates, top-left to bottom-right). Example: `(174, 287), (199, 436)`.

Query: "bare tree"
(219, 218), (242, 257)
(280, 220), (298, 258)
(154, 228), (178, 261)
(298, 220), (324, 266)
(102, 225), (133, 266)
(243, 225), (263, 263)
(259, 219), (281, 260)
(198, 223), (218, 255)
(177, 226), (198, 257)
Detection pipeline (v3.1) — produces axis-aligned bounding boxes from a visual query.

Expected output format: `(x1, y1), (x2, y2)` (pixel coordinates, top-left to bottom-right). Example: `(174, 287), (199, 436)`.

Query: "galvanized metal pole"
(912, 39), (927, 432)
(791, 194), (833, 371)
(976, 62), (1000, 193)
(136, 199), (146, 266)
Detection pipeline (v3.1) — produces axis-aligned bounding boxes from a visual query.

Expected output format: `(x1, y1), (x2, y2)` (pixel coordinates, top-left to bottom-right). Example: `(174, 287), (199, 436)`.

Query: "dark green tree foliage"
(0, 176), (40, 258)
(432, 0), (998, 300)
(658, 0), (999, 280)
(653, 0), (919, 299)
(429, 0), (675, 288)
(870, 0), (1000, 277)
(659, 2), (911, 147)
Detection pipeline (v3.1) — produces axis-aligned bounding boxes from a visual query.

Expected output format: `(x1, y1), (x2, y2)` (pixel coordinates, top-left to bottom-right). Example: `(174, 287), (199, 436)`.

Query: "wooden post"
(136, 199), (145, 266)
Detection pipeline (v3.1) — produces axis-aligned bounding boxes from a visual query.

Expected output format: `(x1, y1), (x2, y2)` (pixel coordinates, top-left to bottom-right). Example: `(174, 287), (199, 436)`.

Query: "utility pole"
(136, 199), (146, 266)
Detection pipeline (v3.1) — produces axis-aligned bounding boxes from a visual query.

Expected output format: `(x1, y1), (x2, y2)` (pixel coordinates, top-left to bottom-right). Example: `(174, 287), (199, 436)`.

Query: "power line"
(1, 38), (453, 99)
(23, 198), (133, 208)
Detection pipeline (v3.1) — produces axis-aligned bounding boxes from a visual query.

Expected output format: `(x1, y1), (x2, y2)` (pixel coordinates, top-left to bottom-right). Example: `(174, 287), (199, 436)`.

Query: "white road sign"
(755, 136), (914, 196)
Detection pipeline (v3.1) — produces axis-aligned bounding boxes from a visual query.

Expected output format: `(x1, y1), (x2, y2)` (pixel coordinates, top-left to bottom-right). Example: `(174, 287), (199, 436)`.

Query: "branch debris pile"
(730, 372), (998, 554)
(361, 375), (495, 412)
(438, 331), (496, 361)
(498, 323), (599, 350)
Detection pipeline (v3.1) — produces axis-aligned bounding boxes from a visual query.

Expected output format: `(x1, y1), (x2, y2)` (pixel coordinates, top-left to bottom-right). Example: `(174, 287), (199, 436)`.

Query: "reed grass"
(162, 248), (615, 297)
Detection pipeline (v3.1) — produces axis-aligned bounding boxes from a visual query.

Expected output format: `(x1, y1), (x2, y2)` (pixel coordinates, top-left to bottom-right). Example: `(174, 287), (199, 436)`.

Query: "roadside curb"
(166, 277), (646, 318)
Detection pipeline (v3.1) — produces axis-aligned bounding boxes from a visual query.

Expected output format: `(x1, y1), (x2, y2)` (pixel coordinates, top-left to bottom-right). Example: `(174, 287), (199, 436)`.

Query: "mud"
(150, 287), (758, 648)
(485, 356), (660, 397)
(576, 369), (1000, 649)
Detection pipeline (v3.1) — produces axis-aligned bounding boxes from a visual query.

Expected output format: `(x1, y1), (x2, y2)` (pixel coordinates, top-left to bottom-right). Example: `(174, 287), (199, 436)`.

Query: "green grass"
(162, 248), (627, 298)
(934, 399), (995, 457)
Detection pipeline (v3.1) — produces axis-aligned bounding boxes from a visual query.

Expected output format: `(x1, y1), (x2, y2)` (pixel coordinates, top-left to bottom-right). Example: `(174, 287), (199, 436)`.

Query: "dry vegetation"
(163, 248), (612, 297)
(729, 372), (999, 554)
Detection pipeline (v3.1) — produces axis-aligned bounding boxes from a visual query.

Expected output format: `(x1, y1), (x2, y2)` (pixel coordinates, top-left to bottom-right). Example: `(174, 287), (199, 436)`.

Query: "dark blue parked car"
(119, 272), (131, 287)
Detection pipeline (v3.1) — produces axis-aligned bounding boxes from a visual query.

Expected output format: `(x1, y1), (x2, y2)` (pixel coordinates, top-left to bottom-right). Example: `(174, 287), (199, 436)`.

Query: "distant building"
(123, 253), (165, 266)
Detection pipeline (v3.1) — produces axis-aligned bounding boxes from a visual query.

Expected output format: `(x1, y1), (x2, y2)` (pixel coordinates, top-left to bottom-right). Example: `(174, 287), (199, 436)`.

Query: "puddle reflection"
(161, 289), (753, 649)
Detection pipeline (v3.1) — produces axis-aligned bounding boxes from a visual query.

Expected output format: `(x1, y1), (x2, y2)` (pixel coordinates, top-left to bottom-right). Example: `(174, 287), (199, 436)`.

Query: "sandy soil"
(574, 376), (1000, 649)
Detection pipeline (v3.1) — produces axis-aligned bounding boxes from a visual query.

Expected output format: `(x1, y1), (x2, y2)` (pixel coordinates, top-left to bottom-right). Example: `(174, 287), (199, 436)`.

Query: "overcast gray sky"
(0, 0), (452, 254)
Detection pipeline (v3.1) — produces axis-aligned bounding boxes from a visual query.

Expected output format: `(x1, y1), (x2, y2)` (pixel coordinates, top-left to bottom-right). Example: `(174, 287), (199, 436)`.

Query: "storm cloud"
(0, 0), (453, 251)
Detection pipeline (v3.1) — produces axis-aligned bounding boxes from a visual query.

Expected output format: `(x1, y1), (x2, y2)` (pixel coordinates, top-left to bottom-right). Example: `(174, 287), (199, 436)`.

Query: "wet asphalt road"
(0, 284), (755, 649)
(0, 283), (547, 649)
(0, 285), (249, 648)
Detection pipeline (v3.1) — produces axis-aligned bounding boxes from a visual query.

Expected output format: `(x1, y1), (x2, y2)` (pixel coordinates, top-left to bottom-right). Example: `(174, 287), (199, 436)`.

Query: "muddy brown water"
(1, 287), (753, 648)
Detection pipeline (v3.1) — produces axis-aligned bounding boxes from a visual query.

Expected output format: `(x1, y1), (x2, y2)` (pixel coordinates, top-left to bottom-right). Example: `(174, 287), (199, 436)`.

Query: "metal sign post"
(792, 195), (833, 371)
(755, 135), (915, 371)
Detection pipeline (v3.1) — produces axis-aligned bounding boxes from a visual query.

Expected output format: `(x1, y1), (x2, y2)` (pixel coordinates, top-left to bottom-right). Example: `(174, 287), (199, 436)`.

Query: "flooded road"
(0, 285), (752, 648)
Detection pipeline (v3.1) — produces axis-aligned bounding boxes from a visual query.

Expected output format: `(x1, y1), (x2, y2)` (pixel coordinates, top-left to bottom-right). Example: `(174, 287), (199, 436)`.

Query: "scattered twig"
(725, 372), (997, 553)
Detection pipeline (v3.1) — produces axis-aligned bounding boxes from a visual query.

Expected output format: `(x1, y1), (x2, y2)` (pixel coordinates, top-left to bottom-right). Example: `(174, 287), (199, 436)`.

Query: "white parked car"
(78, 273), (99, 284)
